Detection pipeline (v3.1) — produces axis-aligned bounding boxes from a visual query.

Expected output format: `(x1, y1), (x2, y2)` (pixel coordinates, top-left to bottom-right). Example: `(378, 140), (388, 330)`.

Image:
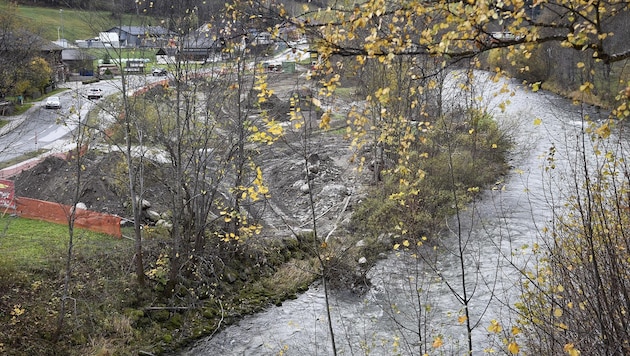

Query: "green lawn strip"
(0, 215), (124, 271)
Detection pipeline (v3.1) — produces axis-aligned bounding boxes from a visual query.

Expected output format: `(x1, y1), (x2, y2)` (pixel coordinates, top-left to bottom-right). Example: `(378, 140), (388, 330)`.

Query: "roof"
(40, 40), (64, 52)
(106, 26), (174, 36)
(182, 35), (217, 49)
(0, 30), (62, 52)
(179, 24), (220, 50)
(61, 48), (96, 61)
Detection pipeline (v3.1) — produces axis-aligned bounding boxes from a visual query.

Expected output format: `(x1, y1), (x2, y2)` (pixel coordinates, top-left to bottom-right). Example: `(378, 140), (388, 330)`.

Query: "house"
(105, 26), (174, 48)
(155, 47), (176, 65)
(0, 31), (64, 97)
(176, 23), (224, 62)
(40, 40), (65, 83)
(98, 32), (120, 47)
(181, 35), (222, 61)
(61, 48), (96, 77)
(248, 30), (273, 46)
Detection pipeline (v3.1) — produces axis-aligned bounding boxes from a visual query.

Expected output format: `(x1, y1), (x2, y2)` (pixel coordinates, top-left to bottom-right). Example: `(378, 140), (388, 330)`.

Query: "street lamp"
(59, 9), (64, 44)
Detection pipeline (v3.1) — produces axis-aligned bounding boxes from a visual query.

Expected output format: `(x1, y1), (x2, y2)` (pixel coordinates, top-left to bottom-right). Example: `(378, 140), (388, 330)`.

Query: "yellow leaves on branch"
(579, 81), (594, 93)
(432, 336), (444, 348)
(488, 319), (503, 333)
(250, 119), (284, 144)
(511, 325), (521, 335)
(613, 100), (630, 119)
(564, 343), (581, 356)
(532, 82), (541, 92)
(254, 75), (274, 103)
(320, 74), (341, 97)
(236, 167), (269, 202)
(507, 341), (520, 354)
(320, 111), (331, 129)
(594, 121), (611, 139)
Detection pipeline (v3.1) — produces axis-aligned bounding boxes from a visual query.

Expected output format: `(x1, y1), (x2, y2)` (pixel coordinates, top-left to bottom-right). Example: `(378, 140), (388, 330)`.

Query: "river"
(176, 71), (613, 355)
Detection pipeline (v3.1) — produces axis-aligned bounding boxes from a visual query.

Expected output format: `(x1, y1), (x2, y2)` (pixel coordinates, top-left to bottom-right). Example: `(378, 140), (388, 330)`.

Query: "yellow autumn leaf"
(507, 341), (520, 354)
(511, 326), (521, 335)
(458, 315), (467, 324)
(595, 122), (610, 138)
(532, 81), (541, 92)
(320, 111), (331, 129)
(564, 343), (580, 356)
(533, 118), (542, 126)
(432, 336), (443, 348)
(268, 121), (284, 137)
(487, 319), (502, 333)
(579, 82), (594, 92)
(554, 308), (563, 317)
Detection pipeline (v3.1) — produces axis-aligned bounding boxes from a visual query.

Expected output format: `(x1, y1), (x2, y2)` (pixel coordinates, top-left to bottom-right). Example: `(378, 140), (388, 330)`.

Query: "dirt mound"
(14, 152), (130, 216)
(13, 73), (365, 238)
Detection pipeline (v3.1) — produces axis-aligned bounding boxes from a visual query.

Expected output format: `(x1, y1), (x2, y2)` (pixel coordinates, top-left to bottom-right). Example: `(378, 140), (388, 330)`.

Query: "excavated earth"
(13, 73), (370, 239)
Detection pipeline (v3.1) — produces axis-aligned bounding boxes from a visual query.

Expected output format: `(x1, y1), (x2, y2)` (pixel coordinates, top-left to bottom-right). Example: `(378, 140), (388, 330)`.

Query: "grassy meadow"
(3, 1), (156, 42)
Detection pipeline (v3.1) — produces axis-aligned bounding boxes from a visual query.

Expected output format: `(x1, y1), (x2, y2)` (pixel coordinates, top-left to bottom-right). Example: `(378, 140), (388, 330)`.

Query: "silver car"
(87, 88), (103, 100)
(45, 96), (61, 109)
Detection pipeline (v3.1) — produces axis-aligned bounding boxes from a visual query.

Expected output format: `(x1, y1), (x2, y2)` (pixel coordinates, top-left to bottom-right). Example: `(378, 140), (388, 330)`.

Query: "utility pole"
(60, 9), (64, 44)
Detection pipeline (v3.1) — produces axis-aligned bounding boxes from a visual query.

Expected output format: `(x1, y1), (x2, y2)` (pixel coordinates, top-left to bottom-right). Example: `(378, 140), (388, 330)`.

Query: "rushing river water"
(176, 72), (613, 355)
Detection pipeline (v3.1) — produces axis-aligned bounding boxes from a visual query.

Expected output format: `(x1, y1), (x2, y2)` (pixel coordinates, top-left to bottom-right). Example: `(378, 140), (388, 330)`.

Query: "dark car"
(152, 68), (167, 76)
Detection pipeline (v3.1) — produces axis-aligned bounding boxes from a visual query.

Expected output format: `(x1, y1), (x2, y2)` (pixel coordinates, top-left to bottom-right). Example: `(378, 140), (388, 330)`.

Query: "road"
(0, 43), (309, 167)
(0, 75), (164, 165)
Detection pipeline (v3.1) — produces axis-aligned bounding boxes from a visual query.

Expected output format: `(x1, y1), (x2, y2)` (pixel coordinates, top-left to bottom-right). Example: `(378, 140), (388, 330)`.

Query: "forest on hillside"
(17, 0), (327, 22)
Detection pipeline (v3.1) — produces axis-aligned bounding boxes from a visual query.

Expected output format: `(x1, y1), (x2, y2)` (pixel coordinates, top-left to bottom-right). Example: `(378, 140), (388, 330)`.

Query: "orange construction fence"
(13, 197), (122, 238)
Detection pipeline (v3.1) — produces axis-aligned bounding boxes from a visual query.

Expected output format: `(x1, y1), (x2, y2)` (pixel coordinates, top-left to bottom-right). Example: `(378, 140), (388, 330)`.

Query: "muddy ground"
(13, 72), (370, 240)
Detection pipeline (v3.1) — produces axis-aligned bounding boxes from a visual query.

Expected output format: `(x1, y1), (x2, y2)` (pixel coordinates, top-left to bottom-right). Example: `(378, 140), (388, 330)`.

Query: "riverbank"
(0, 70), (512, 355)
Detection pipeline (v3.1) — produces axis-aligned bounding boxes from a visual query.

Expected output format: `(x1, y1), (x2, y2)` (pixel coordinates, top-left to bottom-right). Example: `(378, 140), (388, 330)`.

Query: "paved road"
(0, 75), (162, 178)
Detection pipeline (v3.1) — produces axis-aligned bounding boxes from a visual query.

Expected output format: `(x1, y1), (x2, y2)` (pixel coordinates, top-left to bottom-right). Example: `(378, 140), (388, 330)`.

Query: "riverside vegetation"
(2, 0), (629, 354)
(0, 75), (510, 355)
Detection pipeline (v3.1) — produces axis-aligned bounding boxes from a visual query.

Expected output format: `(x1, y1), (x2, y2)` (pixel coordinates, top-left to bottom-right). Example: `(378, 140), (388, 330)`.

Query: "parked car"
(87, 88), (103, 100)
(45, 96), (61, 109)
(152, 68), (167, 76)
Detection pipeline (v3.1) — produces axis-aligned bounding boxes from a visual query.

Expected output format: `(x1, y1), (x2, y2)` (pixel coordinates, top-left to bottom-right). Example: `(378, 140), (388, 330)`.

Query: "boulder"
(144, 209), (161, 222)
(319, 184), (348, 198)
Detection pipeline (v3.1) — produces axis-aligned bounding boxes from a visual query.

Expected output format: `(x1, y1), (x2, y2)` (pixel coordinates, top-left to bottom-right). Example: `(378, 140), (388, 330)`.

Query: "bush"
(351, 110), (510, 241)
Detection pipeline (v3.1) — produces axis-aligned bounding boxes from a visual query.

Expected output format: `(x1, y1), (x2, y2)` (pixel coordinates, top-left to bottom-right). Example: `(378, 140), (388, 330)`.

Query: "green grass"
(0, 215), (125, 271)
(1, 2), (156, 42)
(88, 48), (158, 64)
(0, 149), (48, 170)
(334, 86), (356, 99)
(10, 103), (34, 116)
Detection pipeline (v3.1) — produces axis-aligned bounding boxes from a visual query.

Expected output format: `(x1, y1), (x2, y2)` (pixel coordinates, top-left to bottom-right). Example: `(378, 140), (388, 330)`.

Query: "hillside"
(0, 2), (153, 42)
